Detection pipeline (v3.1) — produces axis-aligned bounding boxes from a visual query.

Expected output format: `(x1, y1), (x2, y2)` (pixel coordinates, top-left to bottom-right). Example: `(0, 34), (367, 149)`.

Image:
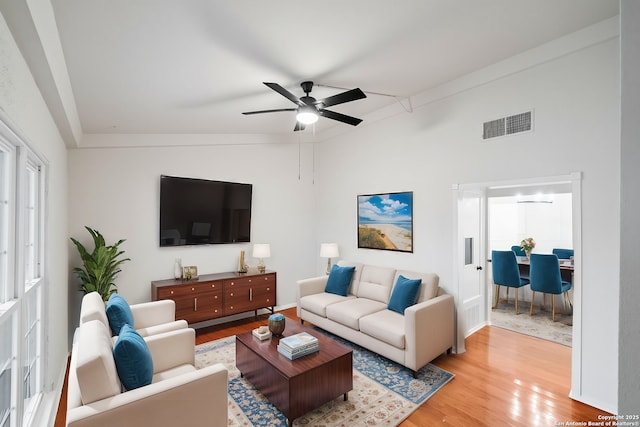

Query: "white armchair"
(80, 291), (188, 337)
(66, 319), (228, 427)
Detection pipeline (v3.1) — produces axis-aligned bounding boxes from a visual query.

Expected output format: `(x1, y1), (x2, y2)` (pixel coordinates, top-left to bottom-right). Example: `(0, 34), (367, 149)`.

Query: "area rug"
(491, 302), (573, 347)
(195, 331), (454, 427)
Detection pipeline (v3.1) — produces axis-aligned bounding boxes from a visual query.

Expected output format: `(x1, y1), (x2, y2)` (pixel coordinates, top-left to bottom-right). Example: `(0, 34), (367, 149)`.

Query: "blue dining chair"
(552, 248), (574, 260)
(491, 250), (530, 314)
(511, 245), (526, 257)
(529, 254), (572, 321)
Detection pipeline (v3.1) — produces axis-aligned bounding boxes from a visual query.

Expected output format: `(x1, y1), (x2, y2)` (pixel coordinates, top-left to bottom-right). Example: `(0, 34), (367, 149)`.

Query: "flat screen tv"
(159, 175), (252, 246)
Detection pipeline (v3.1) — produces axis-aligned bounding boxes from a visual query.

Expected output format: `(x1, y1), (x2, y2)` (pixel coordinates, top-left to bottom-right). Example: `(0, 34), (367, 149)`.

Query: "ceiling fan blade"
(263, 82), (302, 105)
(315, 88), (366, 108)
(319, 109), (363, 126)
(242, 108), (296, 115)
(294, 121), (306, 132)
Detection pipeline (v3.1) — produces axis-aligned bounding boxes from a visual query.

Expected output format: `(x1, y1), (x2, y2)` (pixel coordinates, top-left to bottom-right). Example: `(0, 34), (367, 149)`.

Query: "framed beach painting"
(357, 191), (413, 252)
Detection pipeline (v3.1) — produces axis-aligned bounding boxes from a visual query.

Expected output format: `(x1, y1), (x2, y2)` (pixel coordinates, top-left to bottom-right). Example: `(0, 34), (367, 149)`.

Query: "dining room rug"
(491, 302), (573, 346)
(195, 332), (454, 427)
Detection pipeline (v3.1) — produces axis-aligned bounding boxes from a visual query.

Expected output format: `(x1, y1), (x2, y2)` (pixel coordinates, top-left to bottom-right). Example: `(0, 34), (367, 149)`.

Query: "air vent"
(483, 110), (532, 140)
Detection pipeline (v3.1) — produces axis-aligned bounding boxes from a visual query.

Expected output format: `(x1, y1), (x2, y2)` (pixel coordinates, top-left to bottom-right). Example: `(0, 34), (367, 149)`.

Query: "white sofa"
(66, 319), (228, 427)
(297, 261), (454, 375)
(80, 291), (188, 337)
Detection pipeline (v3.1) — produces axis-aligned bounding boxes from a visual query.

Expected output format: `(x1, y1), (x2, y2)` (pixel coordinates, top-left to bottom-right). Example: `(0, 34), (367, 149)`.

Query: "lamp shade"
(252, 243), (271, 259)
(320, 243), (339, 258)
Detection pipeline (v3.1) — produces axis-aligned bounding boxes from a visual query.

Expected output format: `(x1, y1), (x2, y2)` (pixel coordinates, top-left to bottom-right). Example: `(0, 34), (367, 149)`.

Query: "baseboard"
(569, 390), (617, 416)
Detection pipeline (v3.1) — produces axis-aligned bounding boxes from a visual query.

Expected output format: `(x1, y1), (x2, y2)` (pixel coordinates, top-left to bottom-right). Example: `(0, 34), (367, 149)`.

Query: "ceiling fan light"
(296, 106), (319, 125)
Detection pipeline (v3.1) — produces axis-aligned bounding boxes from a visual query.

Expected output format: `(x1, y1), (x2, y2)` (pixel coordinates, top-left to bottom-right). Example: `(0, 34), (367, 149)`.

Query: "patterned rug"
(195, 330), (454, 426)
(491, 301), (573, 346)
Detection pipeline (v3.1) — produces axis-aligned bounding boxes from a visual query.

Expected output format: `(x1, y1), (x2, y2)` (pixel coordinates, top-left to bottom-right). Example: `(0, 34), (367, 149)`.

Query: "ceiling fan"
(242, 81), (367, 131)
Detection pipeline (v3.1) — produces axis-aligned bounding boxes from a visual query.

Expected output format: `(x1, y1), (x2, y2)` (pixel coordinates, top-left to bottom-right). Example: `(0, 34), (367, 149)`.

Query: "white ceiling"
(46, 0), (618, 138)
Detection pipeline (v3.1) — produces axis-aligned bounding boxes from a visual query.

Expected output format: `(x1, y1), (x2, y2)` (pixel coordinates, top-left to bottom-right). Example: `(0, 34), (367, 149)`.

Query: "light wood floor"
(55, 307), (609, 426)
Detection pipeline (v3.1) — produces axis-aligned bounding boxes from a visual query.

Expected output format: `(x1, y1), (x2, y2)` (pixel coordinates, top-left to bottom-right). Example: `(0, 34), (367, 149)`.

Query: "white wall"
(314, 36), (620, 411)
(489, 194), (573, 254)
(0, 11), (69, 423)
(68, 140), (317, 315)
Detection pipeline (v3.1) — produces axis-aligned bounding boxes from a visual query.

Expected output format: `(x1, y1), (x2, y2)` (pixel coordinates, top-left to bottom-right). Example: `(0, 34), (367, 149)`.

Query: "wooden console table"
(151, 270), (276, 325)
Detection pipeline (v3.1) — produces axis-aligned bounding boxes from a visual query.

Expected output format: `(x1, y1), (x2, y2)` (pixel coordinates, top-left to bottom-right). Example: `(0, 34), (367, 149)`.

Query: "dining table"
(516, 256), (574, 283)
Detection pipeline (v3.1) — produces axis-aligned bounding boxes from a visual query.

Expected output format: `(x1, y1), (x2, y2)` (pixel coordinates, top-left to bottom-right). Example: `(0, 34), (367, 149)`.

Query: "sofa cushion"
(394, 270), (440, 303)
(299, 293), (355, 318)
(387, 275), (422, 314)
(356, 265), (397, 303)
(326, 298), (388, 330)
(113, 324), (154, 391)
(79, 291), (110, 329)
(359, 309), (406, 349)
(106, 293), (134, 335)
(325, 264), (356, 296)
(152, 364), (196, 383)
(75, 320), (122, 404)
(336, 261), (364, 295)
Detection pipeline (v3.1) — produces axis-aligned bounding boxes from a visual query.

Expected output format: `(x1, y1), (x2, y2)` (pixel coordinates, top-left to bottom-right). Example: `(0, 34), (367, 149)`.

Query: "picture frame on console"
(182, 265), (198, 280)
(357, 191), (413, 253)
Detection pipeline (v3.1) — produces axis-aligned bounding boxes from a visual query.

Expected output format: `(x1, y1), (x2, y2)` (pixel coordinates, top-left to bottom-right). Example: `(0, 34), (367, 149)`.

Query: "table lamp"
(320, 243), (339, 275)
(253, 243), (271, 273)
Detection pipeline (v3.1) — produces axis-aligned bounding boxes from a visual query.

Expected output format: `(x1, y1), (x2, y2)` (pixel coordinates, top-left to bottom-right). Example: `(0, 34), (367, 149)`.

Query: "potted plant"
(70, 226), (131, 302)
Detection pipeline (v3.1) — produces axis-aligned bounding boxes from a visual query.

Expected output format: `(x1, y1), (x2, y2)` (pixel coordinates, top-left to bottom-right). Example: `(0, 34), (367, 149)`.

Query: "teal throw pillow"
(113, 324), (154, 390)
(106, 293), (134, 336)
(388, 275), (422, 314)
(324, 264), (356, 296)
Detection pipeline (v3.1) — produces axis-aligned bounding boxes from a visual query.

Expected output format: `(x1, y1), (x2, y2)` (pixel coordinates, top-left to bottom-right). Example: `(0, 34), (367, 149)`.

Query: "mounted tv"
(159, 175), (252, 246)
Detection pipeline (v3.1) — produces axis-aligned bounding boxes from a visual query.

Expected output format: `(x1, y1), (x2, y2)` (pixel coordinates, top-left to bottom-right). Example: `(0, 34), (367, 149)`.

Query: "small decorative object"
(357, 191), (413, 253)
(182, 265), (198, 280)
(320, 243), (339, 275)
(174, 258), (182, 279)
(253, 243), (271, 273)
(268, 313), (286, 337)
(252, 325), (272, 341)
(238, 250), (248, 273)
(520, 237), (536, 258)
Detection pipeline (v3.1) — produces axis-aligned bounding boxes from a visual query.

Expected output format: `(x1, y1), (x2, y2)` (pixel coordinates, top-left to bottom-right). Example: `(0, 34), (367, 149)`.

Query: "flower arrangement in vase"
(520, 237), (536, 258)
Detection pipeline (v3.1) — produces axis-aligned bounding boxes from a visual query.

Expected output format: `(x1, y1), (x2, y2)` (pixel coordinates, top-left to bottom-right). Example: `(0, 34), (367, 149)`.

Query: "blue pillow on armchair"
(324, 264), (356, 296)
(388, 275), (422, 314)
(106, 293), (134, 335)
(113, 324), (154, 390)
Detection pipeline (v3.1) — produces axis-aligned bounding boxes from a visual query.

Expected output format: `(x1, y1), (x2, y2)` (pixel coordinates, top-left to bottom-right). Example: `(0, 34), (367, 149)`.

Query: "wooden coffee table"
(235, 318), (353, 426)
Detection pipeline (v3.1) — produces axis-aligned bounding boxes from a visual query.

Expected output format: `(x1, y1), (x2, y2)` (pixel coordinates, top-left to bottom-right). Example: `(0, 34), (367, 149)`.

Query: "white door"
(457, 189), (486, 339)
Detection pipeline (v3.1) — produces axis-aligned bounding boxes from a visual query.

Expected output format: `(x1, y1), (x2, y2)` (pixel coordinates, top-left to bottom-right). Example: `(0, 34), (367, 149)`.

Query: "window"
(0, 144), (14, 304)
(0, 314), (15, 427)
(24, 161), (40, 283)
(0, 123), (47, 427)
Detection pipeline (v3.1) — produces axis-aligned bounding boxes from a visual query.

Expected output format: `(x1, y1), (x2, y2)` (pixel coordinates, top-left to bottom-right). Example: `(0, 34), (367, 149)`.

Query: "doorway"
(487, 187), (573, 346)
(453, 172), (583, 397)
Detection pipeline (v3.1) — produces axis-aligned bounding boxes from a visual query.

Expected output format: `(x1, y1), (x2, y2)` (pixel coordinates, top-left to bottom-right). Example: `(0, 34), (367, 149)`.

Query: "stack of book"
(277, 332), (319, 360)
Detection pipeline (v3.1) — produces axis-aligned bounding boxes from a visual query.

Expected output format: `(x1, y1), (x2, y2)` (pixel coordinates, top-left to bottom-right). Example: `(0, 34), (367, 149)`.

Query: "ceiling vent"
(483, 110), (533, 140)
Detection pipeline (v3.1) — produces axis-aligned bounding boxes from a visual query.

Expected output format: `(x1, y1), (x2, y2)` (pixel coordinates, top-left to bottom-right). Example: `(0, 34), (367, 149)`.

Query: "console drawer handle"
(249, 288), (253, 301)
(194, 297), (197, 311)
